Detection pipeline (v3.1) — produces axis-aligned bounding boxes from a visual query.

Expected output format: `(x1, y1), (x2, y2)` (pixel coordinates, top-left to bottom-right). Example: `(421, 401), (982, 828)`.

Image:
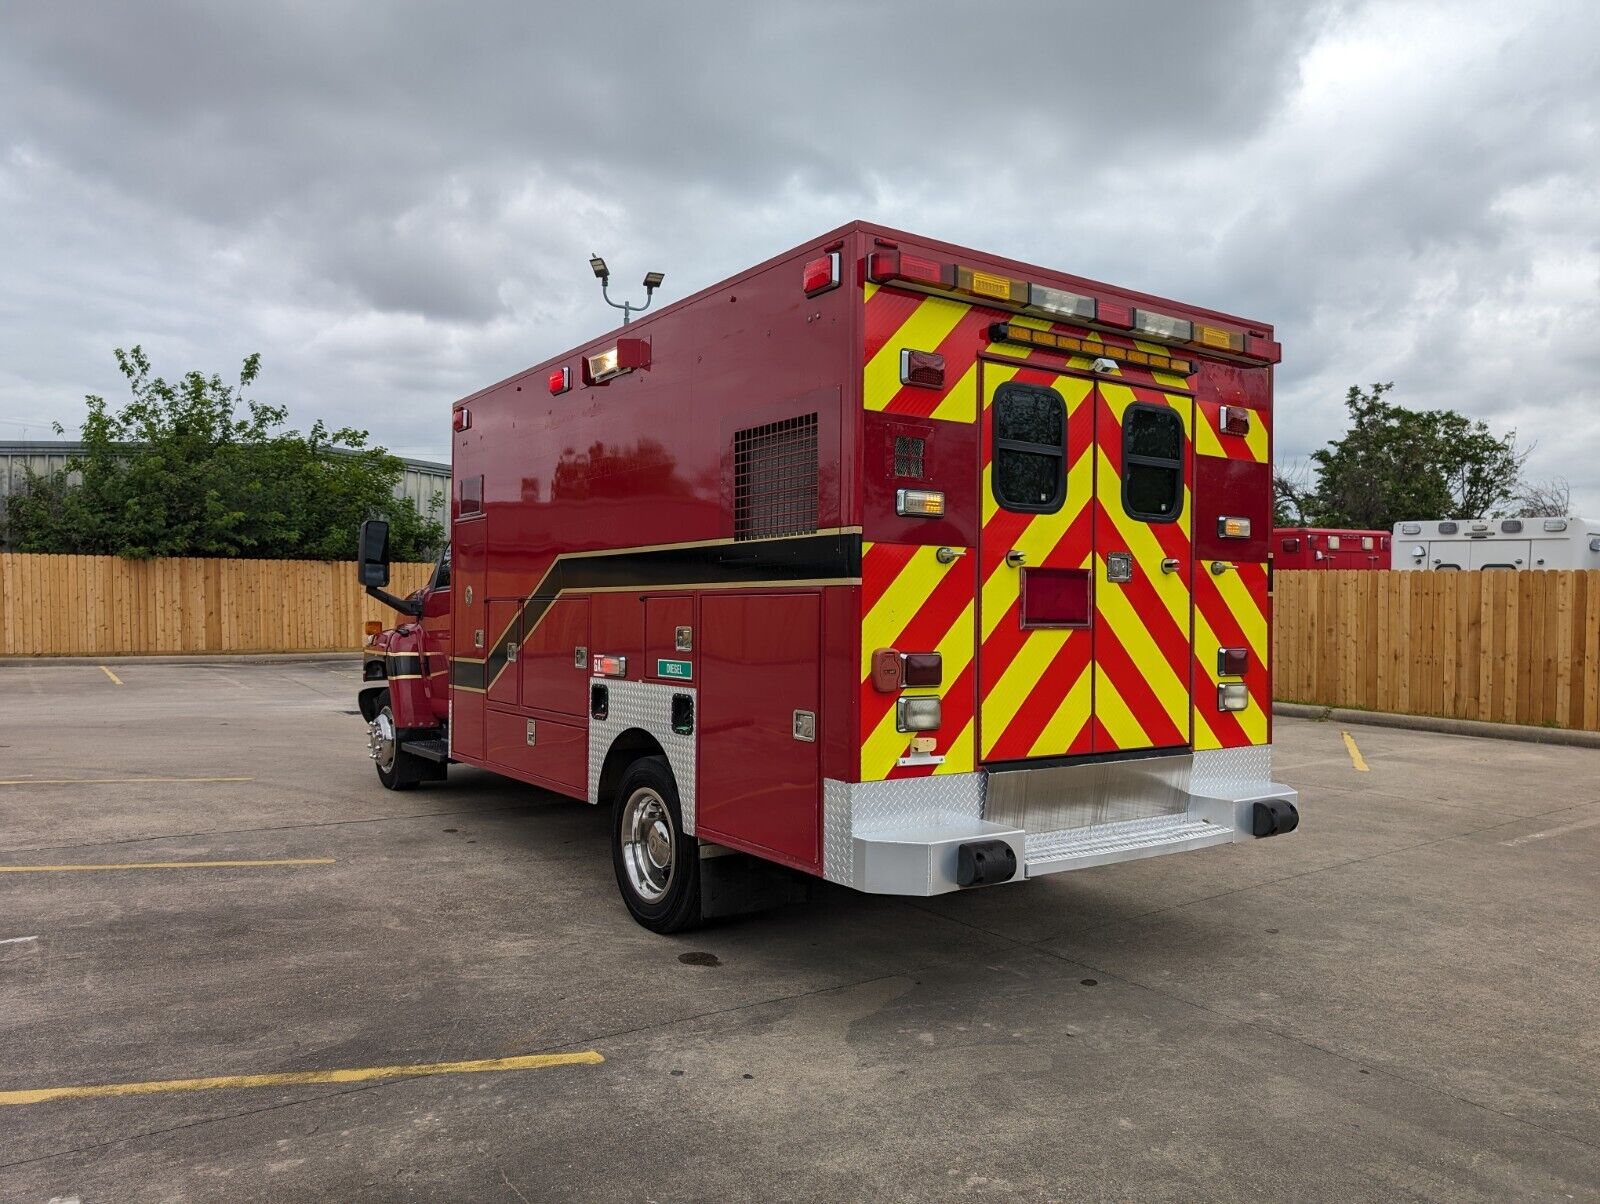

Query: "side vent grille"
(733, 413), (819, 541)
(893, 435), (926, 479)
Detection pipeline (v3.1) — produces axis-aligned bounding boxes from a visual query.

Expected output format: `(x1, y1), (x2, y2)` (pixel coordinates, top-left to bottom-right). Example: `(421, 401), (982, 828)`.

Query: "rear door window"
(1122, 404), (1184, 522)
(993, 383), (1066, 513)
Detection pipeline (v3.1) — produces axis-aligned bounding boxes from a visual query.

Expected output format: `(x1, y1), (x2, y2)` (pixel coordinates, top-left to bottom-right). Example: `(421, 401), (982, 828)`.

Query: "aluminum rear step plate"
(1025, 813), (1234, 876)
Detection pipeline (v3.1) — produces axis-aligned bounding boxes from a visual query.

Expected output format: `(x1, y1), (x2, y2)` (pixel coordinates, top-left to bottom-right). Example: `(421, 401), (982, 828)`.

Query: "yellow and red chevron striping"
(1191, 561), (1270, 749)
(858, 541), (976, 781)
(1194, 397), (1269, 463)
(975, 362), (1096, 760)
(1090, 381), (1195, 752)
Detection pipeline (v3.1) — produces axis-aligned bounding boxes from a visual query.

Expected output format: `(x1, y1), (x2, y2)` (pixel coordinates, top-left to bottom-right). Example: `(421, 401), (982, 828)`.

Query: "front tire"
(611, 756), (702, 933)
(368, 689), (422, 791)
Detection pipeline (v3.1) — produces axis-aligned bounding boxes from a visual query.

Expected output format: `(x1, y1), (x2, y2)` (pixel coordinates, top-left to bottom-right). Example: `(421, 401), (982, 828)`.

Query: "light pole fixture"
(591, 252), (664, 325)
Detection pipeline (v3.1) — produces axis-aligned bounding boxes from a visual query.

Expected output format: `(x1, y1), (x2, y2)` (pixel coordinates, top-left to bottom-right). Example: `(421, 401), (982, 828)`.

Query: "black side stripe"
(450, 532), (861, 692)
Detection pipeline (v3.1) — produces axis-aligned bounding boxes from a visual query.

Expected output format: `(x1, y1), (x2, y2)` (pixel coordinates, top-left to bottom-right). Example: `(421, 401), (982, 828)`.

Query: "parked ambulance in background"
(1273, 527), (1387, 569)
(1391, 517), (1600, 570)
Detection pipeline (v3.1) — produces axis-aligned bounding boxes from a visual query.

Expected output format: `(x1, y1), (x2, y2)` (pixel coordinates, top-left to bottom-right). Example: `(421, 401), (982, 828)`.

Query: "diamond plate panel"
(821, 774), (986, 886)
(1025, 814), (1223, 863)
(587, 680), (698, 835)
(1190, 744), (1273, 798)
(822, 778), (854, 887)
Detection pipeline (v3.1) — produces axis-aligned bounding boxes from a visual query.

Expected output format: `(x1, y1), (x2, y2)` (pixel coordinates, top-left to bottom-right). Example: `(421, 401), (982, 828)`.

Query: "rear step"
(400, 738), (450, 763)
(1025, 813), (1234, 876)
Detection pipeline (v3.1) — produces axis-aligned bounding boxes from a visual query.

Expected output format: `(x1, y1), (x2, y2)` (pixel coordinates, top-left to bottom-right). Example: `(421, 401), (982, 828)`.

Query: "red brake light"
(1021, 568), (1091, 628)
(802, 252), (840, 296)
(548, 366), (570, 395)
(866, 250), (950, 287)
(1218, 647), (1249, 676)
(900, 652), (942, 687)
(1246, 333), (1282, 363)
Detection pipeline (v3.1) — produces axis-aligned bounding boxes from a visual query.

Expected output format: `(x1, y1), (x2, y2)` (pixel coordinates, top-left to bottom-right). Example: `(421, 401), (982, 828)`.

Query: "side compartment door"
(976, 362), (1096, 762)
(697, 592), (820, 871)
(1090, 381), (1194, 752)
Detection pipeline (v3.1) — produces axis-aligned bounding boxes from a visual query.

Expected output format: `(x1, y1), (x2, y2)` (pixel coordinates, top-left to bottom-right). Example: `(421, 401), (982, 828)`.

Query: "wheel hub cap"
(368, 711), (396, 772)
(621, 788), (675, 904)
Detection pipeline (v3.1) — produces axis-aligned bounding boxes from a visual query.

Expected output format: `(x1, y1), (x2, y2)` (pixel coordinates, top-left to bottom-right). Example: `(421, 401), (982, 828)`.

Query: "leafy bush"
(1, 347), (444, 561)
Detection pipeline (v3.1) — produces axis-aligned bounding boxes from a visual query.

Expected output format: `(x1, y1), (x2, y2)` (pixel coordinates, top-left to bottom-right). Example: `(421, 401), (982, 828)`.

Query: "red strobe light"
(452, 408), (471, 432)
(802, 252), (840, 296)
(548, 366), (571, 395)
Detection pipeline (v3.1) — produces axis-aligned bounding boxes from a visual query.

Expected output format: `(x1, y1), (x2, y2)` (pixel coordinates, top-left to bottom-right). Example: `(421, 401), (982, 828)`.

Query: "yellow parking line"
(0, 858), (335, 873)
(0, 1050), (605, 1107)
(0, 776), (253, 786)
(1342, 731), (1369, 772)
(100, 666), (124, 686)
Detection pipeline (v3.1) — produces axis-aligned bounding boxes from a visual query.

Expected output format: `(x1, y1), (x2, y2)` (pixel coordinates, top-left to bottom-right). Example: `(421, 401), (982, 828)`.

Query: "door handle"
(1005, 550), (1026, 568)
(1161, 558), (1181, 574)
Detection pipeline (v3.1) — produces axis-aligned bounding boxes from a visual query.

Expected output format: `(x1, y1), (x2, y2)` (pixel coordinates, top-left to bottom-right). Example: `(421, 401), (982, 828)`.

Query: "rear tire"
(368, 689), (423, 791)
(610, 755), (702, 933)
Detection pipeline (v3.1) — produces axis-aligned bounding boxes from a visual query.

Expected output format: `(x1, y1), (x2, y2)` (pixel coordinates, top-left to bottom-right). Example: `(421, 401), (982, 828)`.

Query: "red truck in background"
(1272, 527), (1388, 569)
(358, 222), (1299, 933)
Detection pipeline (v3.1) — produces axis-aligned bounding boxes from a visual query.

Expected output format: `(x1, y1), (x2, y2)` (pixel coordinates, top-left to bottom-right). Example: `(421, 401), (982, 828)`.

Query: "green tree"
(1302, 383), (1525, 529)
(1, 346), (443, 560)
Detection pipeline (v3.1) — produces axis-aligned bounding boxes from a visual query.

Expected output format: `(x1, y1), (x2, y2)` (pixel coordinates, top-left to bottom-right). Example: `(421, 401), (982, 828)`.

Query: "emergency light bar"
(866, 251), (1276, 363)
(989, 322), (1194, 376)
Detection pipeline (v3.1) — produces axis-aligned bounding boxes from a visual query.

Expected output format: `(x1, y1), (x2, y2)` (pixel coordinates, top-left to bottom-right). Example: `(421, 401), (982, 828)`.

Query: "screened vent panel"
(893, 435), (926, 479)
(733, 413), (819, 541)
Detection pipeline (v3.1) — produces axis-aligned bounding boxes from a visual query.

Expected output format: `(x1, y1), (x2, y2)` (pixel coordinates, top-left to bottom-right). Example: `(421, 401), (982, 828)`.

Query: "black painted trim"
(456, 532), (862, 694)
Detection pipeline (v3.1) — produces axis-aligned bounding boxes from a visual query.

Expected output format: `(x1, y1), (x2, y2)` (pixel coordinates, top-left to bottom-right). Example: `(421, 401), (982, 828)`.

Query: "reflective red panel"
(1021, 568), (1091, 628)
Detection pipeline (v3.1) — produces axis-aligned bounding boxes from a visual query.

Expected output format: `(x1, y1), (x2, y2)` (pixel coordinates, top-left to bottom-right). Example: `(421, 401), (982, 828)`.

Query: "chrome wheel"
(620, 786), (676, 904)
(368, 707), (397, 773)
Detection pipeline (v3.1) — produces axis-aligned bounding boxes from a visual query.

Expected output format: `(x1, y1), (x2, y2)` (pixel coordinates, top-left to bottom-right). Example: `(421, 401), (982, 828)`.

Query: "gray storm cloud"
(1, 0), (1596, 509)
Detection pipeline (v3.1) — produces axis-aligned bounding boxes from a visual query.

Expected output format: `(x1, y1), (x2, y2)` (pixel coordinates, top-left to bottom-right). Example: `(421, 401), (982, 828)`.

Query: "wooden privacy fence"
(0, 554), (434, 656)
(1274, 569), (1600, 732)
(5, 556), (1599, 730)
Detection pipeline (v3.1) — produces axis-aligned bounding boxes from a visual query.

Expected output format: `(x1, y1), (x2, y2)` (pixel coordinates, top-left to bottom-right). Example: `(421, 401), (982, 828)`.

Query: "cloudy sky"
(3, 0), (1597, 512)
